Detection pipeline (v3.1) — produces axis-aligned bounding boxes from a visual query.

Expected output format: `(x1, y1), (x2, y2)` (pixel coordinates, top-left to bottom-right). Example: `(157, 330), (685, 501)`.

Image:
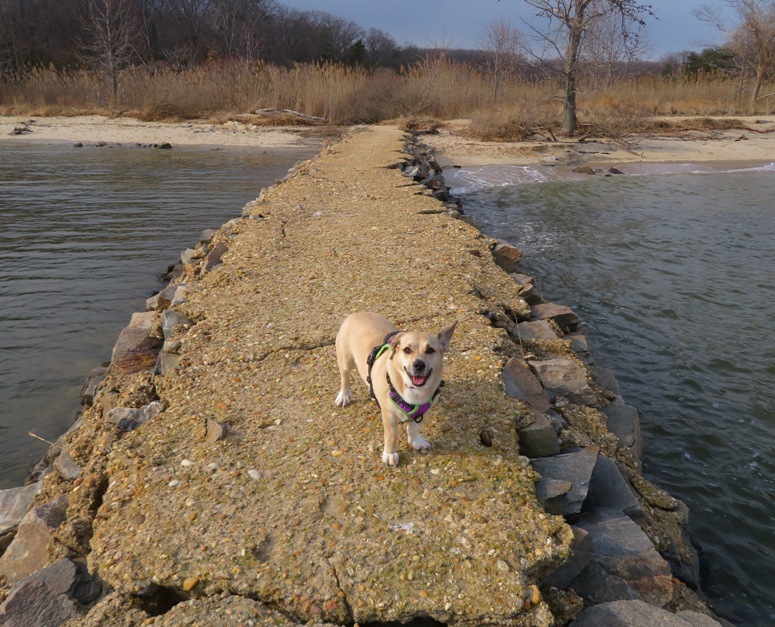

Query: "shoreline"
(0, 115), (335, 150)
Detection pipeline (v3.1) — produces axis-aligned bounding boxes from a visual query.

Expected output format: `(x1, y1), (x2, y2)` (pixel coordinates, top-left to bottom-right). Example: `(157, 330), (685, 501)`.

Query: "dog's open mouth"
(407, 368), (433, 387)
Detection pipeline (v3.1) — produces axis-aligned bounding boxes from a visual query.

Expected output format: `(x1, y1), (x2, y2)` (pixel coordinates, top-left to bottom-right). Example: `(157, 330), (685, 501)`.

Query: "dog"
(335, 312), (456, 466)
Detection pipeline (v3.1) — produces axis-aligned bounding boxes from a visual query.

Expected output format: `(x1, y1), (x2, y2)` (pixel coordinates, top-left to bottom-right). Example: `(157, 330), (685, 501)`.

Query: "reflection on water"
(0, 142), (316, 488)
(454, 167), (775, 624)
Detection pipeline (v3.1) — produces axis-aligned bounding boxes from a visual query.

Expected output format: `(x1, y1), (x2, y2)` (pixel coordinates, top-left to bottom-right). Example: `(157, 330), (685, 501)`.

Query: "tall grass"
(2, 60), (774, 133)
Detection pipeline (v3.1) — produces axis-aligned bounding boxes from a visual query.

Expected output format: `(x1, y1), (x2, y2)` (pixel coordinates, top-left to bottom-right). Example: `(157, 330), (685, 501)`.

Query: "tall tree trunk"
(562, 3), (586, 137)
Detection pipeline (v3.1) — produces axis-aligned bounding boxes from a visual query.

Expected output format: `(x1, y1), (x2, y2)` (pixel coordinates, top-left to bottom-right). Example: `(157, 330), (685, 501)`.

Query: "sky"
(278, 0), (727, 60)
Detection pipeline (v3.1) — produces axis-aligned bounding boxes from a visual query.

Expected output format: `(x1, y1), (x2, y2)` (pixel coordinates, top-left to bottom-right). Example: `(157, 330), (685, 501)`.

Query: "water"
(447, 163), (775, 624)
(0, 141), (317, 489)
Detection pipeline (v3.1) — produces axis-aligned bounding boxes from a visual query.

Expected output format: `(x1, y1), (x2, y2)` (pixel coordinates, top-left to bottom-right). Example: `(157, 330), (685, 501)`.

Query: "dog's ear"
(388, 332), (405, 359)
(437, 321), (457, 352)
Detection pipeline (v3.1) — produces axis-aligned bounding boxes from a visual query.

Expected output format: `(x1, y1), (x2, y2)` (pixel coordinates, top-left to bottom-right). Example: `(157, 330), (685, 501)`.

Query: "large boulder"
(530, 303), (579, 333)
(570, 599), (723, 626)
(0, 495), (69, 582)
(517, 414), (560, 458)
(491, 239), (523, 273)
(571, 509), (673, 608)
(583, 454), (643, 522)
(531, 447), (599, 516)
(0, 578), (78, 626)
(602, 405), (643, 464)
(109, 311), (163, 374)
(502, 357), (551, 414)
(529, 358), (597, 406)
(0, 482), (42, 540)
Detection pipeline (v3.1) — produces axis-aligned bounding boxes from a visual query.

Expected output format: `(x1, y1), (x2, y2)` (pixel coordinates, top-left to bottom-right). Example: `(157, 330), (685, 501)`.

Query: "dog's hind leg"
(335, 349), (354, 407)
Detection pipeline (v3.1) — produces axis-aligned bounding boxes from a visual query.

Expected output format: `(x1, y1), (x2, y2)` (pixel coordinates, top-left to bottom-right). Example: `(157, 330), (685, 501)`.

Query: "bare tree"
(696, 0), (775, 109)
(80, 0), (142, 102)
(582, 0), (651, 88)
(517, 0), (653, 136)
(478, 16), (522, 102)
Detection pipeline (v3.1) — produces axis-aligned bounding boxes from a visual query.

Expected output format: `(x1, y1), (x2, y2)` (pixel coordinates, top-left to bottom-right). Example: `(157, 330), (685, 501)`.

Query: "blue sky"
(279, 1), (727, 59)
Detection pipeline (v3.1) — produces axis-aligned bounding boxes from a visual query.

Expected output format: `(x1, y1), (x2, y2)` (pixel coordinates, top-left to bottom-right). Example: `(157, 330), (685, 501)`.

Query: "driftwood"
(254, 108), (326, 123)
(10, 121), (33, 135)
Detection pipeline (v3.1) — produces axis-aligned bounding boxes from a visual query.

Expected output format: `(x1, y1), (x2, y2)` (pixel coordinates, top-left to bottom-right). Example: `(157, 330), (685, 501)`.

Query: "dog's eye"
(425, 347), (436, 354)
(403, 346), (412, 354)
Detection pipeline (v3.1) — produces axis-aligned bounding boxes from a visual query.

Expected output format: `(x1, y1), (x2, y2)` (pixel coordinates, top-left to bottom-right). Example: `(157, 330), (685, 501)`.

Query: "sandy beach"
(4, 114), (775, 169)
(0, 115), (331, 150)
(426, 116), (775, 170)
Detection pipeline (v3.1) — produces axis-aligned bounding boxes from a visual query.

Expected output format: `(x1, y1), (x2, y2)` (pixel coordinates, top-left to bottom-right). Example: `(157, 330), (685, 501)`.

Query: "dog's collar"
(386, 372), (444, 423)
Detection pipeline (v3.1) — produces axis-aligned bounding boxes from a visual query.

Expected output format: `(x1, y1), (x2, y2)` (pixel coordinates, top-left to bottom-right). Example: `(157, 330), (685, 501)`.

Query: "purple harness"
(365, 332), (443, 423)
(387, 373), (443, 423)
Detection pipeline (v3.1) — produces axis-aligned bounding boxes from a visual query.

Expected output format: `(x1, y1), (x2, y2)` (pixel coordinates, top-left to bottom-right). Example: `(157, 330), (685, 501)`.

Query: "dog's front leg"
(407, 420), (433, 451)
(381, 411), (400, 466)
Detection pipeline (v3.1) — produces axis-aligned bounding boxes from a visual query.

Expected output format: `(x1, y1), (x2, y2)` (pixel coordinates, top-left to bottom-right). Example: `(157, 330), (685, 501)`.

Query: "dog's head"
(388, 322), (456, 394)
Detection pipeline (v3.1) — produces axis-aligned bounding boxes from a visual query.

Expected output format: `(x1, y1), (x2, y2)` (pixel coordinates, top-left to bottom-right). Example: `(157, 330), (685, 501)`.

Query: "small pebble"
(181, 459), (195, 467)
(248, 469), (262, 480)
(183, 577), (199, 591)
(168, 480), (180, 488)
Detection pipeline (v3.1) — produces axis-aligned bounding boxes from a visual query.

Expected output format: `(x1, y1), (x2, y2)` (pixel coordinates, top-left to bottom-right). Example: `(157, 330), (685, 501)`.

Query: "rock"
(109, 311), (163, 374)
(516, 320), (558, 341)
(205, 419), (227, 444)
(511, 273), (543, 305)
(161, 310), (192, 341)
(570, 599), (722, 626)
(199, 228), (217, 245)
(564, 332), (591, 360)
(79, 363), (109, 406)
(590, 366), (620, 396)
(583, 454), (643, 522)
(491, 239), (523, 273)
(531, 302), (579, 333)
(146, 285), (178, 312)
(572, 166), (596, 175)
(24, 557), (77, 595)
(501, 357), (551, 414)
(608, 167), (625, 175)
(171, 285), (190, 306)
(180, 248), (202, 273)
(517, 414), (560, 458)
(107, 401), (163, 432)
(543, 527), (593, 590)
(155, 351), (182, 376)
(602, 405), (643, 464)
(0, 578), (78, 626)
(0, 482), (43, 538)
(53, 451), (82, 482)
(201, 241), (228, 275)
(0, 494), (69, 582)
(157, 142), (172, 150)
(572, 509), (673, 608)
(531, 447), (599, 516)
(529, 358), (597, 406)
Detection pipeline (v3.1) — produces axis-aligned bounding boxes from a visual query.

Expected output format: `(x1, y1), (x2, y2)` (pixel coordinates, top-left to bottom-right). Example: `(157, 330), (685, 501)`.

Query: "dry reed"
(2, 61), (774, 135)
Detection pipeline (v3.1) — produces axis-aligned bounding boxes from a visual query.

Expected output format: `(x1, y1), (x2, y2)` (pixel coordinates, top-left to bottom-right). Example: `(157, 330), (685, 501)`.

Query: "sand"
(0, 114), (329, 149)
(425, 116), (775, 171)
(4, 115), (775, 168)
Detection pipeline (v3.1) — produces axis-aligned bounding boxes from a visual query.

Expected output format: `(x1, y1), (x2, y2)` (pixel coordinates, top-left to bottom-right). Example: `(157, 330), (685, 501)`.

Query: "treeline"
(0, 0), (414, 79)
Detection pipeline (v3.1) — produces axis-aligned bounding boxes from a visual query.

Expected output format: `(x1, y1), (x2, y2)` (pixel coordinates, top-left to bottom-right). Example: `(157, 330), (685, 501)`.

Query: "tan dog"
(335, 312), (456, 466)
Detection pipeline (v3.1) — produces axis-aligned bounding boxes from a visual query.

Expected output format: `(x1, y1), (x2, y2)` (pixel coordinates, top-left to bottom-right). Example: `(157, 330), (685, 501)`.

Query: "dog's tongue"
(411, 375), (428, 387)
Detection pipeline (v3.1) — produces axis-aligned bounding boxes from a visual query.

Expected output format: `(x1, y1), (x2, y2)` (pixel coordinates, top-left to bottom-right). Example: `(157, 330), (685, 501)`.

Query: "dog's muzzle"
(407, 361), (432, 387)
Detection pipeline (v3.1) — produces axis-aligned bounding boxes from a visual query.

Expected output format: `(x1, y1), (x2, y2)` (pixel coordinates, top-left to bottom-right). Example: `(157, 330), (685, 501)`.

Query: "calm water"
(447, 163), (775, 624)
(0, 141), (316, 488)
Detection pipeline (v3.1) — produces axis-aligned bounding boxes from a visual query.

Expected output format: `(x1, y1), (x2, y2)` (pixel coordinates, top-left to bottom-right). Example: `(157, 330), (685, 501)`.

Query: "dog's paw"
(409, 436), (433, 451)
(382, 450), (399, 466)
(335, 391), (351, 407)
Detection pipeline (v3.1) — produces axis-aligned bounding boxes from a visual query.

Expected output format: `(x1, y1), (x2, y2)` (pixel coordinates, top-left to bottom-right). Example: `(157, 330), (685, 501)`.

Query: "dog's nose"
(413, 359), (426, 372)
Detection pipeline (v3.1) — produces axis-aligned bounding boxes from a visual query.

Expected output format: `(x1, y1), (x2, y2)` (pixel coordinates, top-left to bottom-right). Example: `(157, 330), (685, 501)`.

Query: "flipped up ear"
(437, 321), (457, 352)
(388, 332), (405, 359)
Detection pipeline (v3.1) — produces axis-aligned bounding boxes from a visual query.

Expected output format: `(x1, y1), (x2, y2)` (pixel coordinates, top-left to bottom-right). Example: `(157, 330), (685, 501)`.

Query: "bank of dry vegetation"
(3, 59), (775, 140)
